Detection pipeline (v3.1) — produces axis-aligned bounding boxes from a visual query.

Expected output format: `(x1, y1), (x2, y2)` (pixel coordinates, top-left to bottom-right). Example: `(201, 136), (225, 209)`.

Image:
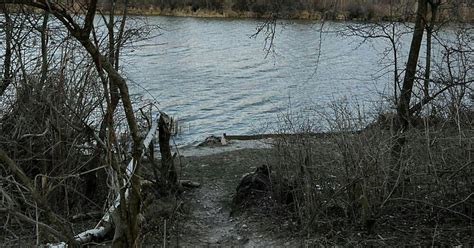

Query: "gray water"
(122, 17), (410, 145)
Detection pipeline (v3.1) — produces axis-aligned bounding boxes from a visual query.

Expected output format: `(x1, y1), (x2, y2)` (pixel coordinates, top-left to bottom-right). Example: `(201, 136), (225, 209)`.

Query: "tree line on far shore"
(104, 0), (473, 21)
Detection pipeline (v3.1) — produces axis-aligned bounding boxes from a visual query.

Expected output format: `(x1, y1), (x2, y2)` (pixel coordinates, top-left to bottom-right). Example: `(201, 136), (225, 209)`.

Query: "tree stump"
(158, 112), (178, 194)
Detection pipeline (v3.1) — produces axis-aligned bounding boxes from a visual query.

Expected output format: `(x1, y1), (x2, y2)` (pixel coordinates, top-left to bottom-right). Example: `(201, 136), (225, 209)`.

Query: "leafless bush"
(0, 16), (107, 244)
(0, 2), (159, 245)
(270, 100), (473, 246)
(346, 2), (375, 20)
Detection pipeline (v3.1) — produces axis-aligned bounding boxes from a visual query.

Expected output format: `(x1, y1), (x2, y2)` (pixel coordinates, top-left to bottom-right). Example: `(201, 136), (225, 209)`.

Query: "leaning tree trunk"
(396, 0), (428, 132)
(391, 0), (428, 183)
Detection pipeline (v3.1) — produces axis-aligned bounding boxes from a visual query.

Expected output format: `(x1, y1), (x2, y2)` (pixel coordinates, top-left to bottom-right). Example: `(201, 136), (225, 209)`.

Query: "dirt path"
(163, 147), (300, 247)
(177, 180), (242, 246)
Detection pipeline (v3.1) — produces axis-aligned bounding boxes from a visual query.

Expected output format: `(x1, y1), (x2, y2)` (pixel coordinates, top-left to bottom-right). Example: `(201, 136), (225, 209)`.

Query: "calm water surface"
(122, 17), (413, 145)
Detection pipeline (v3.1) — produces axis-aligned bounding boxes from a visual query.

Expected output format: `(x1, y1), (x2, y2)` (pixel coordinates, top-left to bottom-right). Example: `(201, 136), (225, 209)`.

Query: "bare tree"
(344, 20), (409, 108)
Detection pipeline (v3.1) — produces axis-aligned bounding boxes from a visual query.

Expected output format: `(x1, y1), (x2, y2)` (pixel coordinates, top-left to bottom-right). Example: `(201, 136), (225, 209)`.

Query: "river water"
(122, 16), (413, 145)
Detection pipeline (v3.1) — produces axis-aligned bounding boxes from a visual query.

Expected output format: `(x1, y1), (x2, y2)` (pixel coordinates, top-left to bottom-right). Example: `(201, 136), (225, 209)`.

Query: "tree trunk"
(0, 4), (12, 96)
(74, 6), (144, 246)
(391, 0), (428, 187)
(396, 0), (428, 132)
(39, 11), (49, 88)
(423, 1), (438, 100)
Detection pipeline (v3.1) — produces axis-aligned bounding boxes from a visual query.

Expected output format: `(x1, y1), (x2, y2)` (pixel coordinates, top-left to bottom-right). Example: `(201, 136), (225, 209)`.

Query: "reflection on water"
(122, 17), (412, 145)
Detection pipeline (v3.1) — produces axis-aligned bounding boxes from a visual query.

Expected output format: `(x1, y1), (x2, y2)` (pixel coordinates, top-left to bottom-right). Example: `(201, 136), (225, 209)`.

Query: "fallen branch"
(98, 113), (159, 224)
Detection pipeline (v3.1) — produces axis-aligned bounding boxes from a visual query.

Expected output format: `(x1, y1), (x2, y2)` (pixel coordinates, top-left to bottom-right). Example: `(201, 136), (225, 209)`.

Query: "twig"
(20, 127), (48, 139)
(431, 222), (438, 247)
(389, 198), (473, 221)
(163, 219), (167, 248)
(0, 208), (65, 242)
(36, 203), (40, 246)
(447, 193), (473, 209)
(448, 161), (473, 180)
(0, 149), (74, 242)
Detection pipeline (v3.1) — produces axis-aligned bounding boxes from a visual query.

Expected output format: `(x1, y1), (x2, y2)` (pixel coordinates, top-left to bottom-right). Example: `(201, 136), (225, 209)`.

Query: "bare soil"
(143, 147), (303, 247)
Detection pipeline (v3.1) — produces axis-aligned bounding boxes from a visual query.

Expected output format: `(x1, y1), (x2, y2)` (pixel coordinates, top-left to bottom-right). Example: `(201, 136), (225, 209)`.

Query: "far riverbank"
(115, 3), (473, 22)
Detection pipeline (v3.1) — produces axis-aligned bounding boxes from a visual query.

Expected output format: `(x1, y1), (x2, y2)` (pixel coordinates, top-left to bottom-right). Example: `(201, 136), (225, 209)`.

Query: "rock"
(198, 135), (223, 147)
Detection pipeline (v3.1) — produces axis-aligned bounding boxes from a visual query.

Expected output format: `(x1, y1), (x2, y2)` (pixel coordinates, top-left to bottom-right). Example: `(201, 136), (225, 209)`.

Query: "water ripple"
(125, 17), (414, 145)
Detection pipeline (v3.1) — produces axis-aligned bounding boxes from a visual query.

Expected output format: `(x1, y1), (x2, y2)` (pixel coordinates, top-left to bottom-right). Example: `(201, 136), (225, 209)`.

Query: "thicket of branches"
(261, 0), (473, 245)
(0, 1), (170, 247)
(272, 102), (472, 245)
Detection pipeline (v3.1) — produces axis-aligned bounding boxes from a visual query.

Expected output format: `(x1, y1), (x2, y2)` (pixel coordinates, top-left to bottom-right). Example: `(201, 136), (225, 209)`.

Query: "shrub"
(346, 2), (373, 20)
(269, 102), (473, 245)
